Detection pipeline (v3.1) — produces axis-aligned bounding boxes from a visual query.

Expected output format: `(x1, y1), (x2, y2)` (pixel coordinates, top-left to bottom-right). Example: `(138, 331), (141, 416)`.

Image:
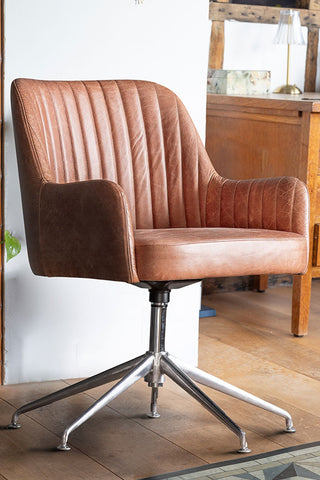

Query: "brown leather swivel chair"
(9, 79), (309, 453)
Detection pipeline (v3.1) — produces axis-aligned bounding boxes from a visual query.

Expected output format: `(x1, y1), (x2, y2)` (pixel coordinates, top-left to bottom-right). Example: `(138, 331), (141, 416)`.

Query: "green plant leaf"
(4, 230), (21, 263)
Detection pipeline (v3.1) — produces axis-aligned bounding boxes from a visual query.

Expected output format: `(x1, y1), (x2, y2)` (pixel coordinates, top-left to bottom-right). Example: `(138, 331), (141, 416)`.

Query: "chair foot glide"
(56, 443), (71, 451)
(7, 422), (21, 429)
(285, 418), (296, 433)
(147, 386), (161, 418)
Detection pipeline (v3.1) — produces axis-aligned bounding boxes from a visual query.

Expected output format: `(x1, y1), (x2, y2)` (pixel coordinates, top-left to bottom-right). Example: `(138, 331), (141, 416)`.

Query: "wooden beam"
(305, 27), (319, 92)
(209, 2), (320, 28)
(208, 20), (224, 69)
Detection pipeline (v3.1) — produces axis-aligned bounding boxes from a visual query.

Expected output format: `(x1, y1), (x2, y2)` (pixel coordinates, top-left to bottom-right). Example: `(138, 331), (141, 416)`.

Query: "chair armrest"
(206, 174), (309, 238)
(38, 179), (139, 283)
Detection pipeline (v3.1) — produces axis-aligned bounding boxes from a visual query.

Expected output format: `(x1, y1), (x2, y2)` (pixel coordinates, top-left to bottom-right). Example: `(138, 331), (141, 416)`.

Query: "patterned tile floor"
(142, 443), (320, 480)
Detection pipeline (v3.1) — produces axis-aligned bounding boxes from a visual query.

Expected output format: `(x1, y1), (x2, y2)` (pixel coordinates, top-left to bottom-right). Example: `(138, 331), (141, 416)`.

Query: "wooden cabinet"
(206, 93), (320, 336)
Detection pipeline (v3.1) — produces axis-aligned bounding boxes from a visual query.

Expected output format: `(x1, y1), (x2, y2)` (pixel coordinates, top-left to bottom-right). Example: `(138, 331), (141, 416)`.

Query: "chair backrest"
(11, 79), (215, 232)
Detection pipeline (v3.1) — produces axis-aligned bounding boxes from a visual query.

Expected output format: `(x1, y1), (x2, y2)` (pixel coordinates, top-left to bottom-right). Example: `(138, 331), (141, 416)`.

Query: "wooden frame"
(209, 1), (320, 91)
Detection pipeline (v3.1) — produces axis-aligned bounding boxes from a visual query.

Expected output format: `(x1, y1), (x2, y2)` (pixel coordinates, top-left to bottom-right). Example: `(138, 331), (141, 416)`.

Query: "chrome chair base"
(8, 283), (295, 454)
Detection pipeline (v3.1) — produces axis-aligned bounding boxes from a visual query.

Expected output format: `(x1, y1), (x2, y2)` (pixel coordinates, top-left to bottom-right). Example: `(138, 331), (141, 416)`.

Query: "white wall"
(223, 20), (308, 93)
(3, 0), (210, 384)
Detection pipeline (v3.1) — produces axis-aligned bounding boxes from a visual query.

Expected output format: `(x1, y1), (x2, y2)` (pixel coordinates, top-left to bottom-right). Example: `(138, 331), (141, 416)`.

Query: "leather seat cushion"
(134, 228), (308, 281)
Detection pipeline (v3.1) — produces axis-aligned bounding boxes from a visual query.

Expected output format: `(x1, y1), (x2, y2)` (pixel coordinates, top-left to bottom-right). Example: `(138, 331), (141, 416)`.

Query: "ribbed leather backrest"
(11, 79), (214, 229)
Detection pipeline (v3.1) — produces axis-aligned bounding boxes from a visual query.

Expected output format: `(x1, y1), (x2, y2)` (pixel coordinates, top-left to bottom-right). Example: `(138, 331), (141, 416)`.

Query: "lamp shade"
(273, 10), (305, 45)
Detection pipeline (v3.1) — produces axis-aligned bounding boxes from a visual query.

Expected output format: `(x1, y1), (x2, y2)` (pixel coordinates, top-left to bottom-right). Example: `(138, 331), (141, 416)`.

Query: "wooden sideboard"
(206, 93), (320, 336)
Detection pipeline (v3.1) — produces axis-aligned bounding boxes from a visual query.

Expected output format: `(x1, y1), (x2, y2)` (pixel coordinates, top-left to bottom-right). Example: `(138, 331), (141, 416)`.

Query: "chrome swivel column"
(145, 287), (169, 418)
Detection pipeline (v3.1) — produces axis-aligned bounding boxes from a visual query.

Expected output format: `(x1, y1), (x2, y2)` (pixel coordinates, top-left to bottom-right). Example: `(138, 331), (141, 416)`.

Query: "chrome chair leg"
(160, 355), (251, 453)
(57, 354), (154, 450)
(147, 386), (161, 418)
(168, 354), (295, 433)
(8, 354), (146, 429)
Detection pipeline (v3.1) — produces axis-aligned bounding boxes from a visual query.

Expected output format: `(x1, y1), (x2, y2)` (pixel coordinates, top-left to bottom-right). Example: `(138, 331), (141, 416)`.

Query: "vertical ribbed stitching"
(153, 84), (171, 227)
(134, 83), (154, 227)
(246, 179), (254, 228)
(69, 82), (90, 180)
(114, 81), (137, 226)
(174, 96), (187, 227)
(97, 81), (118, 182)
(291, 179), (298, 233)
(42, 81), (69, 182)
(13, 83), (48, 182)
(219, 178), (228, 226)
(82, 81), (103, 179)
(38, 82), (59, 180)
(261, 179), (267, 229)
(232, 180), (240, 227)
(274, 178), (280, 231)
(25, 123), (51, 177)
(55, 82), (78, 182)
(193, 112), (202, 226)
(204, 172), (213, 226)
(32, 85), (58, 181)
(196, 141), (206, 227)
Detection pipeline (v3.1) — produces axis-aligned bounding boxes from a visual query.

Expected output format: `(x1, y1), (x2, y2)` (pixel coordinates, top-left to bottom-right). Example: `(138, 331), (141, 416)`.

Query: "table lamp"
(273, 10), (305, 94)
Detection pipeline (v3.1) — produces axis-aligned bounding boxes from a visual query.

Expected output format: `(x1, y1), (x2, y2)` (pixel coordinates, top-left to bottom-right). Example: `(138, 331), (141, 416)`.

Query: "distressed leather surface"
(135, 228), (307, 281)
(11, 78), (309, 282)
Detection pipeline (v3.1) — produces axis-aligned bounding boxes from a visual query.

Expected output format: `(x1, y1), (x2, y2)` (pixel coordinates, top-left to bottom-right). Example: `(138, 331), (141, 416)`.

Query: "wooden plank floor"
(1, 281), (320, 479)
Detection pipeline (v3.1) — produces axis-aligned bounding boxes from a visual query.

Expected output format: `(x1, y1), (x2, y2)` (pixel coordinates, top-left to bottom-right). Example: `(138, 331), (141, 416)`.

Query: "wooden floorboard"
(0, 397), (119, 480)
(1, 281), (320, 479)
